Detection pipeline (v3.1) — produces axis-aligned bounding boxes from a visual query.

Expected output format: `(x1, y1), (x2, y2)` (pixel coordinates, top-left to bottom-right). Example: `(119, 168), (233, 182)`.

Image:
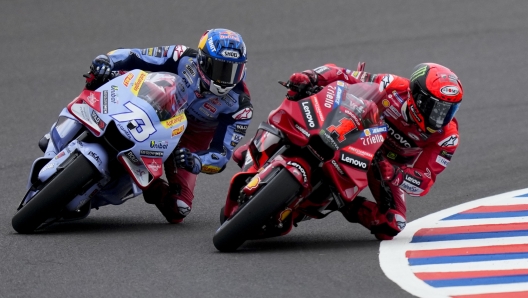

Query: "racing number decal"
(112, 102), (156, 142)
(327, 118), (357, 142)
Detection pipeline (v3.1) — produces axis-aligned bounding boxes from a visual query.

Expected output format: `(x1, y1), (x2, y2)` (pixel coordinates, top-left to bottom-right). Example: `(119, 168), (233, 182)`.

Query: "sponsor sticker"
(314, 65), (330, 74)
(287, 161), (308, 183)
(221, 49), (240, 58)
(141, 157), (163, 177)
(102, 91), (108, 113)
(150, 140), (169, 149)
(232, 107), (253, 120)
(131, 71), (147, 96)
(295, 123), (310, 138)
(340, 151), (369, 171)
(234, 124), (248, 134)
(436, 155), (449, 167)
(392, 90), (404, 103)
(91, 109), (106, 129)
(171, 125), (185, 137)
(124, 150), (141, 165)
(161, 113), (186, 129)
(400, 181), (422, 194)
(83, 90), (102, 113)
(231, 134), (244, 142)
(123, 73), (134, 87)
(440, 85), (459, 96)
(203, 102), (217, 114)
(346, 146), (374, 159)
(139, 150), (163, 157)
(87, 151), (102, 166)
(324, 85), (336, 108)
(300, 100), (318, 129)
(379, 74), (394, 91)
(438, 135), (459, 147)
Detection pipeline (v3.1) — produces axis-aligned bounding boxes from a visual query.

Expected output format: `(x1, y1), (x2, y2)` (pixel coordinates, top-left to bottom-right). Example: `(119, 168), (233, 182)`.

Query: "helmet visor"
(199, 52), (245, 86)
(415, 92), (460, 130)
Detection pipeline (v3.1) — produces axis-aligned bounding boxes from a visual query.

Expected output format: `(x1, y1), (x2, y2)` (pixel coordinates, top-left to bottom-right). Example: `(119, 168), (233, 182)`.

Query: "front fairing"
(268, 81), (388, 200)
(65, 70), (189, 189)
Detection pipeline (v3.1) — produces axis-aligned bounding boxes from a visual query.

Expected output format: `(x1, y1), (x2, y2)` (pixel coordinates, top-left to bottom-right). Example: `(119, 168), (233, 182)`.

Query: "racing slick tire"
(213, 168), (301, 252)
(12, 154), (98, 234)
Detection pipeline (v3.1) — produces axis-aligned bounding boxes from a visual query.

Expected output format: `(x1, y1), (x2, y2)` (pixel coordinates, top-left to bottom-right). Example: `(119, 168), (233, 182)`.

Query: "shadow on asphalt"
(6, 216), (203, 236)
(221, 234), (379, 254)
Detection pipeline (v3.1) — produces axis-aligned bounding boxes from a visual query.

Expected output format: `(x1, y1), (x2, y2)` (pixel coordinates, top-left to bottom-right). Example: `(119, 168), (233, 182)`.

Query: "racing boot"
(143, 179), (190, 224)
(340, 197), (406, 240)
(232, 142), (249, 168)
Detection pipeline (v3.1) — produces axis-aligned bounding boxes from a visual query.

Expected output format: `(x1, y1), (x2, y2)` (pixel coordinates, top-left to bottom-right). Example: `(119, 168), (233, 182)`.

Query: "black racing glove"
(282, 70), (319, 101)
(90, 55), (114, 81)
(174, 148), (202, 174)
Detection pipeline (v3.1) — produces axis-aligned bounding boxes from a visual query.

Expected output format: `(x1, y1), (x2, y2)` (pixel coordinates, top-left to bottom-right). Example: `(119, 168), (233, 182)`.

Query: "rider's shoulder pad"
(231, 93), (253, 121)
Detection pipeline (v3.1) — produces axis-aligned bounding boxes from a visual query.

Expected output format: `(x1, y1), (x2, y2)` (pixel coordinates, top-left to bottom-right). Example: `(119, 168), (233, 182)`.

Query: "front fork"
(223, 152), (313, 226)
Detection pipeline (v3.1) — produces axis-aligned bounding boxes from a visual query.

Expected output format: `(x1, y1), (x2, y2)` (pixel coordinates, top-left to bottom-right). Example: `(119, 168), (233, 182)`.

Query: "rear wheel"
(213, 169), (301, 252)
(12, 154), (99, 234)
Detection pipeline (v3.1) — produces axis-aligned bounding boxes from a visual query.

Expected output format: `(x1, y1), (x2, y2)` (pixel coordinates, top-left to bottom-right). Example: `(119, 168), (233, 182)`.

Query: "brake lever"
(278, 81), (289, 88)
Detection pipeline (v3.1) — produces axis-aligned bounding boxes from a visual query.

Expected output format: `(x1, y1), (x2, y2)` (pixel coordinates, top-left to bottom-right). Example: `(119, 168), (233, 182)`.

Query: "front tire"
(12, 154), (99, 233)
(213, 169), (301, 252)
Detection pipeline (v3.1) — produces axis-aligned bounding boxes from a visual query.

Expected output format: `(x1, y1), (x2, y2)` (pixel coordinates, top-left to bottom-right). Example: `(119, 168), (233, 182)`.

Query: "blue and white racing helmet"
(197, 28), (247, 96)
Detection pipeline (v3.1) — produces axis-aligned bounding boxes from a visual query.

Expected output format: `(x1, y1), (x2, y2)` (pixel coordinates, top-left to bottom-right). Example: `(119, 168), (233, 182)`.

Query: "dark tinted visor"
(414, 91), (459, 130)
(199, 52), (245, 86)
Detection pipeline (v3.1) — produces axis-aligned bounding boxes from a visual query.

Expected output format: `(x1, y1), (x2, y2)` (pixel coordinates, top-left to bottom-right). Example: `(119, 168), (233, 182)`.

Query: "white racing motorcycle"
(12, 70), (189, 233)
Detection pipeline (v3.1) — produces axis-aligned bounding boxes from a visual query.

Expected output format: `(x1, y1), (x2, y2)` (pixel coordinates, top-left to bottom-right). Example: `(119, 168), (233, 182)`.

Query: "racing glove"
(378, 159), (403, 186)
(90, 55), (114, 81)
(285, 70), (318, 101)
(174, 148), (202, 174)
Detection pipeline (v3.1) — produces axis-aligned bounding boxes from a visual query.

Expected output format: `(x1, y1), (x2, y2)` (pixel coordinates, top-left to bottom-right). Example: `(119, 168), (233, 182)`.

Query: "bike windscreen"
(136, 72), (189, 121)
(319, 82), (385, 149)
(339, 82), (384, 129)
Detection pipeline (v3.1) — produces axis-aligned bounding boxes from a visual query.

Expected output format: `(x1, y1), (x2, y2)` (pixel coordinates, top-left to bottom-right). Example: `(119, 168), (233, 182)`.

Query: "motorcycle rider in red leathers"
(233, 62), (463, 240)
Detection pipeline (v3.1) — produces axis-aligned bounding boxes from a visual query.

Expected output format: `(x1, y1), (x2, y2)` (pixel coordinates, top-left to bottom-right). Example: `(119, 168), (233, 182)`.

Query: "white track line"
(379, 187), (528, 298)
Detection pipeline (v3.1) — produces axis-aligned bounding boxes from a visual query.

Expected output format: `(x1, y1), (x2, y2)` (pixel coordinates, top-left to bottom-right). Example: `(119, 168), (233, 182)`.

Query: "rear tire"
(12, 154), (99, 234)
(213, 169), (301, 252)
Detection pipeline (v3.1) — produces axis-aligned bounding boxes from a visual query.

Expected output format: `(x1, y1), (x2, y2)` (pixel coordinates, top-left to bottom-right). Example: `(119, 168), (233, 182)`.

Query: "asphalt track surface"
(1, 1), (527, 297)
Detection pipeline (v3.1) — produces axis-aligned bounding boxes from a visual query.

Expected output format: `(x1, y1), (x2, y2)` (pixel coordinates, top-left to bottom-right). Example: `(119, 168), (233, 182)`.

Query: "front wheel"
(12, 154), (99, 233)
(213, 168), (301, 252)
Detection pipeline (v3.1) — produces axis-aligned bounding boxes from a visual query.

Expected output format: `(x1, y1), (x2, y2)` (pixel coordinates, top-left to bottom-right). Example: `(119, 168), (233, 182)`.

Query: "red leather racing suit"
(308, 64), (459, 239)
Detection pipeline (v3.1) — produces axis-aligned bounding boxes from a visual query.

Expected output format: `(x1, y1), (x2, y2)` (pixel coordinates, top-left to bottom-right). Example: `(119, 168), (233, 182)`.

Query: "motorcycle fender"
(268, 156), (312, 197)
(38, 140), (109, 183)
(49, 109), (83, 153)
(26, 157), (52, 190)
(241, 163), (278, 196)
(224, 172), (255, 218)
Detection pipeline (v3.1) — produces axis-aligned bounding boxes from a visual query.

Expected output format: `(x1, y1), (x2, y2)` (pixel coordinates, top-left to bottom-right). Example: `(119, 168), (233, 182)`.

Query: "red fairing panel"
(306, 63), (460, 197)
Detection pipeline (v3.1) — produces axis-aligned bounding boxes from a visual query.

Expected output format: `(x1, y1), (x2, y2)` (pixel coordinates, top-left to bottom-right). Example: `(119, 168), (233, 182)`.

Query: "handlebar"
(278, 80), (323, 100)
(83, 71), (120, 91)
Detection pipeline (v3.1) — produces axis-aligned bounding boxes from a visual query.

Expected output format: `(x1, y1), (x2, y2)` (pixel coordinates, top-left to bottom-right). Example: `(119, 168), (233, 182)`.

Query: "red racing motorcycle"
(213, 79), (389, 252)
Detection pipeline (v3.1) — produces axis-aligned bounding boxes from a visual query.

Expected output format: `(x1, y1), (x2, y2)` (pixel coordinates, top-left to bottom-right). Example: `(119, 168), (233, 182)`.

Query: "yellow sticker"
(131, 71), (148, 96)
(147, 48), (153, 56)
(171, 125), (185, 137)
(201, 165), (221, 174)
(382, 99), (390, 108)
(161, 112), (186, 128)
(123, 73), (134, 87)
(245, 176), (260, 190)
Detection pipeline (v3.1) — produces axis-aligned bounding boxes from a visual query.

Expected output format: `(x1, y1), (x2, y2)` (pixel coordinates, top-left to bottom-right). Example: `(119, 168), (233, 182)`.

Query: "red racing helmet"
(408, 63), (463, 133)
